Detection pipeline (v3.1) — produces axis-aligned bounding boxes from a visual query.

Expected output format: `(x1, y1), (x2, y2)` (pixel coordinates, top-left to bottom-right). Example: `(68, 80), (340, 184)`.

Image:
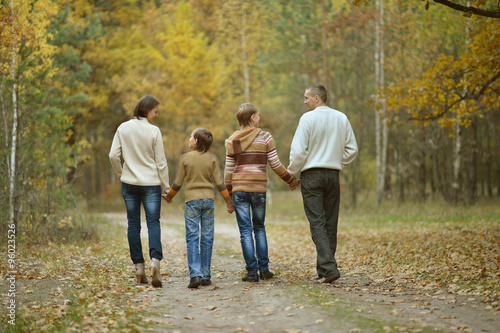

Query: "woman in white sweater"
(109, 95), (170, 288)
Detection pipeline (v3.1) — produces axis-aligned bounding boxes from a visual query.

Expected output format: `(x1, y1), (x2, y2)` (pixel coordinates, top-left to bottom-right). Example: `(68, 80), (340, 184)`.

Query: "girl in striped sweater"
(225, 103), (299, 282)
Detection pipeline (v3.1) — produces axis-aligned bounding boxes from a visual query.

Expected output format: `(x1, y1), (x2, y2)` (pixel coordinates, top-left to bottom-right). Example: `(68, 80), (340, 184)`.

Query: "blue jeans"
(233, 191), (269, 275)
(300, 169), (340, 278)
(184, 199), (215, 279)
(121, 183), (163, 264)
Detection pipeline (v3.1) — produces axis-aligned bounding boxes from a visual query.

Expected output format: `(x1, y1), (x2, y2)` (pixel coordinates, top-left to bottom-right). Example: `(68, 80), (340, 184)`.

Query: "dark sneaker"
(260, 270), (274, 280)
(188, 276), (202, 288)
(201, 279), (211, 286)
(242, 274), (259, 282)
(322, 271), (340, 284)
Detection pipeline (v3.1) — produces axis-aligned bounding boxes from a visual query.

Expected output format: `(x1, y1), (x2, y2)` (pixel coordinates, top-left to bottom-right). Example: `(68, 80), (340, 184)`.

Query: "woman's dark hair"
(192, 128), (213, 153)
(133, 95), (160, 118)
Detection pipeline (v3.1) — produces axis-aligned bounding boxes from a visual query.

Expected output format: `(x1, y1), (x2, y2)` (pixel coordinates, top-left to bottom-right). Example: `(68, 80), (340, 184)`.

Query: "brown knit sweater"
(224, 128), (296, 194)
(166, 150), (232, 204)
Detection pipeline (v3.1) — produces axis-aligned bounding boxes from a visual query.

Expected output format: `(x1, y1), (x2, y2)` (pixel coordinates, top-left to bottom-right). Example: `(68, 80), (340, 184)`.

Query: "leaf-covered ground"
(1, 193), (499, 332)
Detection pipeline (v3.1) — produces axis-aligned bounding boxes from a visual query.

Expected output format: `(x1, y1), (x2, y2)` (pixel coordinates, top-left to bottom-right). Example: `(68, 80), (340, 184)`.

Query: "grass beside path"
(1, 217), (151, 332)
(266, 193), (500, 305)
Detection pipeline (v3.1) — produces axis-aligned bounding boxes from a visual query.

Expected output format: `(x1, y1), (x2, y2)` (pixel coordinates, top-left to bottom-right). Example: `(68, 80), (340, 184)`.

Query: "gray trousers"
(300, 168), (341, 278)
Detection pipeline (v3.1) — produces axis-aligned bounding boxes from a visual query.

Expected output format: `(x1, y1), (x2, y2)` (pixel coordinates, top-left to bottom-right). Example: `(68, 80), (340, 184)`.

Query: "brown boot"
(150, 258), (162, 287)
(135, 263), (148, 284)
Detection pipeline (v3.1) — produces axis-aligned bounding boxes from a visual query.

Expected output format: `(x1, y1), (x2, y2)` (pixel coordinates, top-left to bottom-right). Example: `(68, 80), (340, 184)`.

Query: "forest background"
(1, 0), (499, 240)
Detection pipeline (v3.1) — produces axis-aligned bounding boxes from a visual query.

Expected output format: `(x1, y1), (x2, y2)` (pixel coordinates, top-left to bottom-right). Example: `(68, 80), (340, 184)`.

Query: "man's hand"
(289, 178), (300, 191)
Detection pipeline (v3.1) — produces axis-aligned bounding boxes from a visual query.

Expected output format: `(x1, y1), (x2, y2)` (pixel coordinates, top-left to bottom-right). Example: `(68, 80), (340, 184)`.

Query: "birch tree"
(374, 0), (388, 205)
(451, 1), (472, 203)
(1, 0), (59, 228)
(8, 0), (18, 225)
(241, 10), (250, 103)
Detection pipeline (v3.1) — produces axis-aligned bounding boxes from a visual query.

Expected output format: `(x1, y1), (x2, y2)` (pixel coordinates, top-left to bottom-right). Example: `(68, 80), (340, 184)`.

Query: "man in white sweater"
(288, 84), (358, 284)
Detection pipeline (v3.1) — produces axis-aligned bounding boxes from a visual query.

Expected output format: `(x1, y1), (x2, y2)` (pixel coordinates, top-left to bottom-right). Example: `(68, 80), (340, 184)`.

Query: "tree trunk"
(321, 0), (329, 95)
(352, 158), (358, 207)
(9, 0), (18, 225)
(451, 5), (470, 203)
(451, 122), (462, 203)
(241, 8), (250, 103)
(485, 115), (493, 197)
(375, 0), (387, 206)
(433, 128), (448, 201)
(487, 112), (500, 196)
(396, 136), (405, 203)
(468, 115), (478, 203)
(418, 123), (426, 201)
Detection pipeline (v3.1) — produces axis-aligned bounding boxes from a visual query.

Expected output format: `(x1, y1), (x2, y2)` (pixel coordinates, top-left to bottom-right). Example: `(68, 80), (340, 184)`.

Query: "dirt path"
(103, 213), (499, 333)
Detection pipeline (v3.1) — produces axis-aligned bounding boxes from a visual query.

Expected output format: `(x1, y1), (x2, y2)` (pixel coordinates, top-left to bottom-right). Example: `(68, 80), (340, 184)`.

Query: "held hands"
(162, 193), (172, 203)
(289, 178), (300, 191)
(227, 202), (235, 214)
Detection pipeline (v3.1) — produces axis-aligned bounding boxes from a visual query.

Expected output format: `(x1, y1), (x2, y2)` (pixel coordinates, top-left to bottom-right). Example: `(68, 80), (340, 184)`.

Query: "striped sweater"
(224, 128), (295, 194)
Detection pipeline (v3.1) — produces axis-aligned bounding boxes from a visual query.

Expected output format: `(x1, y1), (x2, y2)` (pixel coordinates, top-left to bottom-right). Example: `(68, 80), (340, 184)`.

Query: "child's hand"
(162, 193), (172, 203)
(227, 203), (235, 214)
(289, 178), (300, 191)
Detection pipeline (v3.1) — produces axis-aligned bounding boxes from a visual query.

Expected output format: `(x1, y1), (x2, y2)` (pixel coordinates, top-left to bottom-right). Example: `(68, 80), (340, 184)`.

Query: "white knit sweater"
(288, 106), (358, 177)
(109, 117), (170, 191)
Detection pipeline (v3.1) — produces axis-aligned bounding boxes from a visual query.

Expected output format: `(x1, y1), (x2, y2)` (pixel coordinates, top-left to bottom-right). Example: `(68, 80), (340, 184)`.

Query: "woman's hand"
(162, 193), (172, 203)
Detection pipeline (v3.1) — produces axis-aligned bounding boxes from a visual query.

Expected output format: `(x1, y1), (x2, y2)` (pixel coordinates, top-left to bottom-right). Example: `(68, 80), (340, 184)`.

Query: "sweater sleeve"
(211, 154), (233, 205)
(224, 152), (235, 195)
(109, 130), (123, 178)
(154, 129), (170, 192)
(166, 154), (186, 201)
(342, 121), (358, 168)
(287, 120), (310, 178)
(266, 134), (295, 184)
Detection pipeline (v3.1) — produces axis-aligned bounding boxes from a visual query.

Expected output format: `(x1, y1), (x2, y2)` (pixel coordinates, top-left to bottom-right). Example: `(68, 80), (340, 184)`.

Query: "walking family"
(109, 84), (358, 289)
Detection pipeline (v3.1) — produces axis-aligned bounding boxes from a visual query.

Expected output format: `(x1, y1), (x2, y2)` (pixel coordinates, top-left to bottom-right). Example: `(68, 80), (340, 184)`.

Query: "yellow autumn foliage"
(384, 17), (499, 133)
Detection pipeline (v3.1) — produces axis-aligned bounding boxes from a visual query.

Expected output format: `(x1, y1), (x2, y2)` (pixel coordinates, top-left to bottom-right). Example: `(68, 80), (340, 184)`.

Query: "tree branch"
(409, 97), (462, 122)
(431, 0), (500, 18)
(470, 70), (500, 99)
(408, 70), (500, 122)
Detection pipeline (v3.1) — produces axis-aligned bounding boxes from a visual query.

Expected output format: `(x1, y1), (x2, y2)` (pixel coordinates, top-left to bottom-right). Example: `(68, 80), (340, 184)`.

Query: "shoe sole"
(188, 280), (202, 288)
(323, 274), (340, 284)
(242, 278), (259, 282)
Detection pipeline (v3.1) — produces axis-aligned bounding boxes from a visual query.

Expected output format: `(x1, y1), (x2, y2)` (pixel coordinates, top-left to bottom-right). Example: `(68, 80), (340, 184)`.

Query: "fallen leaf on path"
(204, 306), (217, 311)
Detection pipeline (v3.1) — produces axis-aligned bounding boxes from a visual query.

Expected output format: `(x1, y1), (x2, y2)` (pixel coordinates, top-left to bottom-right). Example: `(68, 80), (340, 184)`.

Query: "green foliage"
(0, 0), (100, 242)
